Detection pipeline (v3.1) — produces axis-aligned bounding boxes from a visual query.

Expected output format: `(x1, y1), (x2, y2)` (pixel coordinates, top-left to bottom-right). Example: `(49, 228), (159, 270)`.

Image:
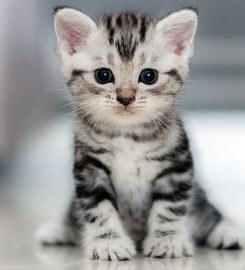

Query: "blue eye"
(139, 69), (158, 85)
(94, 68), (114, 84)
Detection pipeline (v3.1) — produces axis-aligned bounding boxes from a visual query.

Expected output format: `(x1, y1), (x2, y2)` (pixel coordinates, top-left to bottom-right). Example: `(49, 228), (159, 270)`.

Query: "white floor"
(0, 111), (245, 269)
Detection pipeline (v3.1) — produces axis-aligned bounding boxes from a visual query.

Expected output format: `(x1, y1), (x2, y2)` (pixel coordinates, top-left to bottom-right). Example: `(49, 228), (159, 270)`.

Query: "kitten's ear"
(54, 7), (97, 55)
(156, 8), (198, 57)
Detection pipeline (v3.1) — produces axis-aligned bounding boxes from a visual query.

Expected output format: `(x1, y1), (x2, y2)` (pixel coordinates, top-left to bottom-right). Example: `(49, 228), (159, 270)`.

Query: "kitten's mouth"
(114, 106), (137, 116)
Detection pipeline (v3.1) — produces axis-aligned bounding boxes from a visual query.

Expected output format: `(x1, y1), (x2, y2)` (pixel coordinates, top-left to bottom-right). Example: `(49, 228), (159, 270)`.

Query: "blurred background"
(0, 0), (245, 268)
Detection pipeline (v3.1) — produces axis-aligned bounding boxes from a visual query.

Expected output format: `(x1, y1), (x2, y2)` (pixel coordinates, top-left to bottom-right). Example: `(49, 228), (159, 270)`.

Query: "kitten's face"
(54, 8), (197, 129)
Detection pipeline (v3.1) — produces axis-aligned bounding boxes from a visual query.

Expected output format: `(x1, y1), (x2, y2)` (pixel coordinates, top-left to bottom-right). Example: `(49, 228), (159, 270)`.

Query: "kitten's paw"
(143, 233), (194, 258)
(85, 236), (136, 261)
(36, 223), (77, 246)
(206, 219), (245, 249)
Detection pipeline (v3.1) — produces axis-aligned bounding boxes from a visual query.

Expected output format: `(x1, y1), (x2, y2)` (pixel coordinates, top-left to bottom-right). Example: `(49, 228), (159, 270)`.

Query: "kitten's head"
(54, 7), (198, 129)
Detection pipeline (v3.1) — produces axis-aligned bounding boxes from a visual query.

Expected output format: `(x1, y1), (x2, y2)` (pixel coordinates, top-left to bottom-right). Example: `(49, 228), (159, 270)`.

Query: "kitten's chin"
(108, 107), (147, 127)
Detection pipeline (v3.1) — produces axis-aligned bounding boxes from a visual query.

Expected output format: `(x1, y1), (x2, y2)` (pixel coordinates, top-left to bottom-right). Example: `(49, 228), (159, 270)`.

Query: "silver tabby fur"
(37, 7), (245, 261)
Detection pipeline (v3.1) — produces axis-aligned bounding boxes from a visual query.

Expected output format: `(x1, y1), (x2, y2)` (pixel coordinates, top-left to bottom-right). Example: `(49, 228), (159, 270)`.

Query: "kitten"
(37, 7), (245, 260)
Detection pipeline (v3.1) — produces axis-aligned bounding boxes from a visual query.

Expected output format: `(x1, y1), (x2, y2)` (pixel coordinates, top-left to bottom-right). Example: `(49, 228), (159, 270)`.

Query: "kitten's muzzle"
(116, 87), (136, 107)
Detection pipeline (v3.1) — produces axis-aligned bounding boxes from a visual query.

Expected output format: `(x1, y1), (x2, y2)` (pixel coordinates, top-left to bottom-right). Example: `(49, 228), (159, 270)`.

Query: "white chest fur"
(109, 139), (158, 193)
(99, 137), (164, 216)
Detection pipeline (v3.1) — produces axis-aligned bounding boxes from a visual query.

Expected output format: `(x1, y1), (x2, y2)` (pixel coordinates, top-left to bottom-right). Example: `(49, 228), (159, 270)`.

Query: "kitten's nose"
(116, 86), (136, 107)
(117, 96), (135, 107)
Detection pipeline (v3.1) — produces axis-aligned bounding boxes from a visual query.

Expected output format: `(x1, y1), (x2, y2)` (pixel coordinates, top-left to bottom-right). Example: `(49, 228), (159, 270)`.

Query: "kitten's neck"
(75, 106), (181, 143)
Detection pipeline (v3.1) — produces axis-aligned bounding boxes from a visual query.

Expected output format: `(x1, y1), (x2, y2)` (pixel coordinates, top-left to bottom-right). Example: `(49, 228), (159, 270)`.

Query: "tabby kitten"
(38, 7), (245, 260)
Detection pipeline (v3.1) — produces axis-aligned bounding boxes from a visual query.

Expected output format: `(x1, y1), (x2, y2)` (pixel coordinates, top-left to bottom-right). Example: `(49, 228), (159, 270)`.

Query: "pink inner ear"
(167, 21), (195, 55)
(57, 19), (90, 55)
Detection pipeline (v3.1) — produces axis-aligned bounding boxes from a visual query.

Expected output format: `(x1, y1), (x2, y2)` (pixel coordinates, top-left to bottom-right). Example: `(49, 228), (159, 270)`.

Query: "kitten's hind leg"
(36, 200), (79, 246)
(36, 222), (77, 246)
(190, 186), (245, 249)
(206, 219), (245, 249)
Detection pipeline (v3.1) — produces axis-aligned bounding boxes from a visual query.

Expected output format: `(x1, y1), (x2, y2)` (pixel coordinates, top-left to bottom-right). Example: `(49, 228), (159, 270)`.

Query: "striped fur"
(37, 7), (245, 261)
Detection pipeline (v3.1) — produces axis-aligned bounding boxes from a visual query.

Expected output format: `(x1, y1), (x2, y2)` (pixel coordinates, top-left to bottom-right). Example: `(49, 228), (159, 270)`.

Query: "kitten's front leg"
(82, 201), (136, 260)
(75, 155), (136, 261)
(143, 168), (194, 258)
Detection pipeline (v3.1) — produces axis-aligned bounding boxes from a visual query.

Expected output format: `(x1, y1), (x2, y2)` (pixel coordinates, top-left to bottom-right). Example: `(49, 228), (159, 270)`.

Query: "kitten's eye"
(94, 68), (114, 84)
(139, 69), (158, 85)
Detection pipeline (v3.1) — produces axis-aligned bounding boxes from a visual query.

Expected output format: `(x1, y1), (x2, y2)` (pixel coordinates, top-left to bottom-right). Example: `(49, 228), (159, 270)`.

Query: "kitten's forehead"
(101, 12), (152, 61)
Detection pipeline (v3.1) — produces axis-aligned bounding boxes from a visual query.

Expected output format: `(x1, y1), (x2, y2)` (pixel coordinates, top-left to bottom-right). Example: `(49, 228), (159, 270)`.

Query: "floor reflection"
(197, 248), (245, 270)
(34, 245), (245, 270)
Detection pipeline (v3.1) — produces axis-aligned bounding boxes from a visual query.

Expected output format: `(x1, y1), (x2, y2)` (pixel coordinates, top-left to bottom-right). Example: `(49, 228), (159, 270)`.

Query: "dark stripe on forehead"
(131, 13), (138, 27)
(139, 16), (147, 42)
(115, 14), (122, 27)
(103, 12), (150, 61)
(109, 29), (115, 45)
(115, 37), (138, 61)
(106, 15), (115, 44)
(106, 15), (112, 29)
